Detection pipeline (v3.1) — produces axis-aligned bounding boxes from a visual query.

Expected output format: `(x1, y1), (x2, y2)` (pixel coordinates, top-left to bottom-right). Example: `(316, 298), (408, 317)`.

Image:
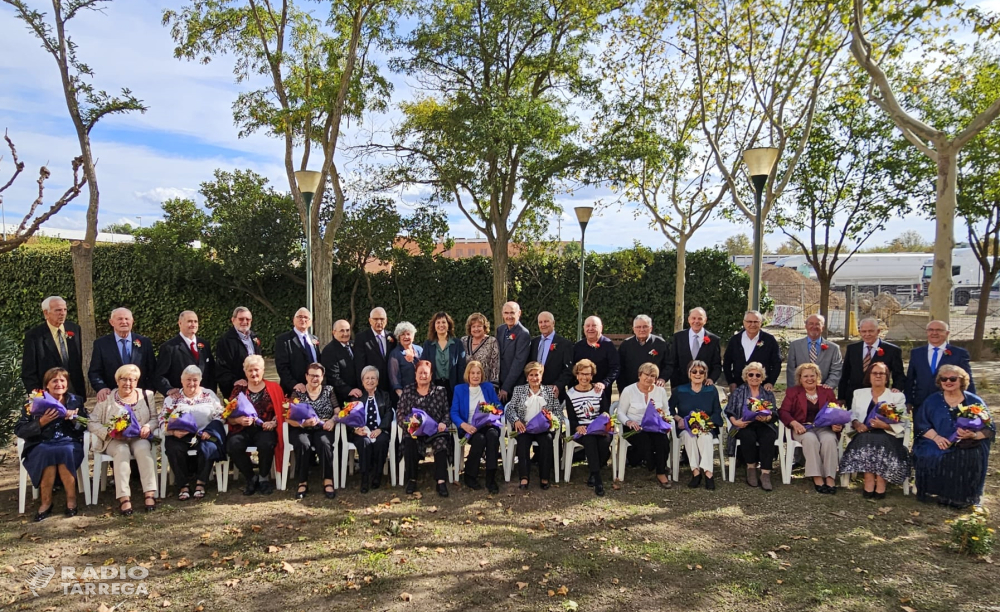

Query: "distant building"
(1, 223), (135, 244)
(363, 237), (569, 272)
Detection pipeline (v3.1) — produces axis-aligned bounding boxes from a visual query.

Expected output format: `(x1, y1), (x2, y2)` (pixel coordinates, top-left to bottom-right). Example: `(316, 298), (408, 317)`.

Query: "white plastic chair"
(670, 385), (727, 483)
(782, 424), (846, 485)
(837, 419), (912, 495)
(452, 421), (510, 482)
(502, 417), (563, 483)
(334, 423), (391, 489)
(388, 422), (460, 487)
(158, 431), (225, 498)
(92, 436), (161, 505)
(17, 432), (91, 514)
(612, 400), (681, 482)
(727, 422), (787, 483)
(217, 423), (280, 492)
(563, 400), (614, 483)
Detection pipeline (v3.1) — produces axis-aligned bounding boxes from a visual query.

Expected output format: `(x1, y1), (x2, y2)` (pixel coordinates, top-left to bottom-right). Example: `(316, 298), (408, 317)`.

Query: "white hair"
(744, 310), (763, 322)
(370, 307), (387, 318)
(361, 365), (380, 381)
(927, 319), (950, 331)
(633, 314), (652, 326)
(232, 306), (251, 318)
(110, 307), (133, 319)
(859, 317), (880, 330)
(41, 296), (65, 313)
(806, 313), (826, 326)
(689, 307), (707, 318)
(395, 321), (417, 337)
(181, 365), (203, 380)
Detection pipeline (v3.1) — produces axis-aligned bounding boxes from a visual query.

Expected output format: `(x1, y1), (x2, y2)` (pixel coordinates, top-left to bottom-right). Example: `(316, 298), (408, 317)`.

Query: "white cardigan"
(851, 388), (907, 437)
(616, 384), (670, 424)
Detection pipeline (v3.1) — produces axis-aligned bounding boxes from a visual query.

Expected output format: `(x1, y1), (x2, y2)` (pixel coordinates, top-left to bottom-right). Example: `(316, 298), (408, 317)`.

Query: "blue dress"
(15, 394), (87, 488)
(912, 391), (994, 507)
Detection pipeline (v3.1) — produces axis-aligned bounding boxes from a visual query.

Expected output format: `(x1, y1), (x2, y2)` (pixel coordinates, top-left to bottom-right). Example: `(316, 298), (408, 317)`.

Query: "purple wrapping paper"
(574, 413), (612, 439)
(113, 404), (143, 439)
(524, 410), (554, 435)
(289, 401), (323, 425)
(166, 411), (199, 435)
(640, 401), (672, 434)
(30, 391), (67, 419)
(230, 393), (264, 425)
(467, 407), (503, 438)
(334, 402), (367, 428)
(948, 416), (987, 442)
(807, 405), (852, 429)
(408, 408), (440, 438)
(741, 407), (773, 422)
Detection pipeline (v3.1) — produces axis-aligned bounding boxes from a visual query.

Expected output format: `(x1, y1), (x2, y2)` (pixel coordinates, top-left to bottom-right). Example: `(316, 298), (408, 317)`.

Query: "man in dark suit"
(154, 310), (216, 397)
(88, 307), (156, 401)
(529, 311), (574, 398)
(22, 295), (85, 395)
(664, 307), (722, 390)
(496, 301), (531, 402)
(275, 307), (320, 395)
(905, 319), (975, 412)
(838, 317), (905, 409)
(616, 314), (669, 393)
(215, 306), (262, 399)
(572, 316), (620, 410)
(722, 310), (782, 392)
(322, 318), (362, 404)
(354, 307), (396, 395)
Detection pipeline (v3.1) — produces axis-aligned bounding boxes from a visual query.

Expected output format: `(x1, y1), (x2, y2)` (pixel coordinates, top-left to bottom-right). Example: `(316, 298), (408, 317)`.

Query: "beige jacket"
(88, 389), (158, 453)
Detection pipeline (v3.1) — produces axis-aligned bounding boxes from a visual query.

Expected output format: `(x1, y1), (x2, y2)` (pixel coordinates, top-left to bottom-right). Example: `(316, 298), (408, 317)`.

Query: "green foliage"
(0, 328), (24, 455)
(949, 509), (995, 556)
(100, 222), (137, 235)
(720, 234), (757, 257)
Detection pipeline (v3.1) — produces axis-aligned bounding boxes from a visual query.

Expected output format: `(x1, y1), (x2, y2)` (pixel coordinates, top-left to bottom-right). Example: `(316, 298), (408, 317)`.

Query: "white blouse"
(850, 387), (907, 437)
(523, 389), (547, 423)
(468, 385), (485, 415)
(617, 384), (670, 424)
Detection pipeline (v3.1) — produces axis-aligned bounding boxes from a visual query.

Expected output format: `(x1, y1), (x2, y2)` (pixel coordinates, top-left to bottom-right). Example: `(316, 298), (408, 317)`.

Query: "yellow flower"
(971, 536), (980, 541)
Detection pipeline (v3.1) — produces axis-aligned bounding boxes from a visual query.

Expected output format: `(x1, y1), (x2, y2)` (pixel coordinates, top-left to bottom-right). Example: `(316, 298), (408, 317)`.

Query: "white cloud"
(133, 187), (199, 205)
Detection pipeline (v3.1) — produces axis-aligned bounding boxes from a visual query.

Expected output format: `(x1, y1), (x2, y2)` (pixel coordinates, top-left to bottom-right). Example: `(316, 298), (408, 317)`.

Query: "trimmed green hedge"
(0, 243), (758, 353)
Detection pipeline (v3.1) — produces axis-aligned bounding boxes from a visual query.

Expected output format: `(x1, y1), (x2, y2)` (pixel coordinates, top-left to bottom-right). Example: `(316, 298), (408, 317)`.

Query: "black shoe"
(295, 484), (308, 500)
(862, 489), (874, 499)
(815, 484), (827, 494)
(465, 477), (483, 491)
(405, 480), (417, 495)
(35, 505), (53, 522)
(705, 476), (716, 490)
(594, 476), (605, 497)
(486, 478), (499, 495)
(827, 485), (837, 495)
(688, 474), (702, 489)
(324, 484), (337, 499)
(540, 481), (551, 491)
(518, 479), (529, 490)
(436, 482), (449, 497)
(360, 481), (370, 494)
(119, 500), (133, 517)
(587, 473), (596, 488)
(370, 477), (381, 490)
(257, 479), (274, 495)
(874, 491), (886, 500)
(64, 505), (79, 518)
(243, 475), (258, 496)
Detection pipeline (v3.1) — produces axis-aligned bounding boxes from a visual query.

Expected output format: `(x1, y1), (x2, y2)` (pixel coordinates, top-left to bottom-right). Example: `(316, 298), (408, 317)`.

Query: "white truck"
(920, 248), (994, 306)
(774, 253), (925, 297)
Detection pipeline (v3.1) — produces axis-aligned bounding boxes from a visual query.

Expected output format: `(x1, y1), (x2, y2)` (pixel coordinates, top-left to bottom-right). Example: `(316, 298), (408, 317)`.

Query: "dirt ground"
(2, 368), (999, 611)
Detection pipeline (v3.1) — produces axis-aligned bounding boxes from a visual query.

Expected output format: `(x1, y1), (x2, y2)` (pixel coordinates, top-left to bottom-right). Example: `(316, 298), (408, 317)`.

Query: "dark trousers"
(631, 431), (670, 476)
(577, 434), (611, 474)
(402, 436), (449, 483)
(464, 426), (500, 480)
(735, 422), (779, 471)
(347, 430), (390, 477)
(164, 435), (215, 488)
(515, 432), (553, 481)
(226, 426), (278, 482)
(289, 427), (335, 483)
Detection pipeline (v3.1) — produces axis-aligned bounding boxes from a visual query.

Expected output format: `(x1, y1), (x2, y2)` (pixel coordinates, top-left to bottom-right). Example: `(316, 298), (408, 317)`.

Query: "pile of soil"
(758, 264), (845, 310)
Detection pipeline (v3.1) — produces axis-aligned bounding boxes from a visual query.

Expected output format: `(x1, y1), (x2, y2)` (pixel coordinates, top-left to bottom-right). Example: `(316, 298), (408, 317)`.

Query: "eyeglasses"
(690, 370), (706, 375)
(940, 376), (960, 383)
(746, 373), (763, 378)
(870, 372), (886, 377)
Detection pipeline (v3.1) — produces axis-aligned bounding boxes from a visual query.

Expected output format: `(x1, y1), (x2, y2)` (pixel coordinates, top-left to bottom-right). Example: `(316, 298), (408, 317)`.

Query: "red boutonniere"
(311, 337), (319, 346)
(253, 337), (261, 346)
(133, 339), (142, 348)
(756, 341), (764, 348)
(508, 333), (516, 341)
(549, 344), (557, 351)
(944, 348), (952, 356)
(197, 342), (205, 349)
(876, 347), (884, 356)
(649, 349), (658, 356)
(820, 343), (828, 350)
(702, 336), (710, 345)
(65, 331), (75, 339)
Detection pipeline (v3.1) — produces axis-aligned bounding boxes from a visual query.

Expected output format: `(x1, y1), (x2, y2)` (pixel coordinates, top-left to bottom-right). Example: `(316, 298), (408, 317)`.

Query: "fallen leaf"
(412, 492), (423, 499)
(281, 561), (295, 573)
(901, 607), (917, 612)
(479, 559), (489, 567)
(562, 519), (572, 526)
(97, 605), (113, 612)
(557, 585), (569, 596)
(161, 600), (171, 608)
(267, 546), (280, 554)
(776, 545), (791, 551)
(160, 550), (169, 560)
(224, 579), (240, 587)
(522, 565), (530, 571)
(547, 589), (555, 597)
(251, 525), (262, 532)
(877, 506), (893, 515)
(400, 592), (413, 602)
(426, 506), (438, 513)
(516, 582), (528, 590)
(766, 551), (778, 559)
(390, 497), (402, 504)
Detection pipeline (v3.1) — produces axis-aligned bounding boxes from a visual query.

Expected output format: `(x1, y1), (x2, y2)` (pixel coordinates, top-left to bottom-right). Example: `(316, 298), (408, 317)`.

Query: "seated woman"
(725, 361), (779, 491)
(566, 359), (610, 496)
(422, 311), (466, 402)
(348, 366), (393, 493)
(289, 362), (339, 500)
(617, 362), (672, 489)
(913, 365), (994, 509)
(669, 360), (724, 490)
(780, 363), (841, 494)
(15, 367), (87, 520)
(160, 365), (225, 501)
(397, 360), (452, 497)
(839, 362), (910, 499)
(389, 322), (423, 399)
(89, 364), (158, 515)
(461, 313), (499, 387)
(227, 355), (285, 496)
(451, 360), (503, 494)
(506, 361), (562, 490)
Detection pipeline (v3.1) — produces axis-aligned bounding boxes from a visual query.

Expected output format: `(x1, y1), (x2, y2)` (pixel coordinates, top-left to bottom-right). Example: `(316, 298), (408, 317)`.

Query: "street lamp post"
(742, 147), (779, 311)
(574, 206), (593, 341)
(294, 170), (322, 333)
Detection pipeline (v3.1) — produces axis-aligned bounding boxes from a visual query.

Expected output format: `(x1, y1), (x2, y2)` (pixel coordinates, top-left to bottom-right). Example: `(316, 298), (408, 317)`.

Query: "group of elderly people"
(16, 295), (993, 521)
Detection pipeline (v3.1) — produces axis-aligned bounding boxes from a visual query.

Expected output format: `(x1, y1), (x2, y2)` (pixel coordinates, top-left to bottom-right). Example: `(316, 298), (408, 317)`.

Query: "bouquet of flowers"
(574, 412), (614, 440)
(109, 404), (142, 440)
(224, 394), (263, 426)
(638, 400), (672, 435)
(407, 408), (440, 438)
(221, 397), (238, 420)
(523, 408), (558, 435)
(166, 411), (199, 435)
(288, 400), (324, 426)
(949, 403), (993, 442)
(464, 402), (503, 441)
(28, 390), (66, 420)
(741, 397), (773, 422)
(866, 401), (903, 427)
(806, 402), (852, 429)
(333, 401), (367, 428)
(681, 411), (713, 436)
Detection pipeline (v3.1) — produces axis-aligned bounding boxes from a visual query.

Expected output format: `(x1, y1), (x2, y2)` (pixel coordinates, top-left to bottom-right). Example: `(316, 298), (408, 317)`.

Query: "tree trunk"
(673, 235), (688, 332)
(971, 270), (998, 360)
(69, 240), (96, 396)
(313, 243), (334, 343)
(928, 150), (958, 322)
(817, 272), (831, 322)
(491, 237), (509, 328)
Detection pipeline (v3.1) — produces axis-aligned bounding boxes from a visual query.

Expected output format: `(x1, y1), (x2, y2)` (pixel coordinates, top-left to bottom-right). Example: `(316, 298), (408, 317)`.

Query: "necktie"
(377, 334), (385, 357)
(57, 330), (69, 363)
(690, 334), (699, 358)
(120, 338), (130, 364)
(538, 337), (548, 364)
(190, 341), (200, 361)
(808, 340), (818, 363)
(345, 343), (353, 358)
(930, 346), (940, 373)
(862, 345), (872, 372)
(303, 335), (316, 362)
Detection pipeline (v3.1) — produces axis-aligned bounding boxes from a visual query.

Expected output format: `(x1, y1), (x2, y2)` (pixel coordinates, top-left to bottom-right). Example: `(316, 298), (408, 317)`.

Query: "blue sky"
(0, 0), (972, 253)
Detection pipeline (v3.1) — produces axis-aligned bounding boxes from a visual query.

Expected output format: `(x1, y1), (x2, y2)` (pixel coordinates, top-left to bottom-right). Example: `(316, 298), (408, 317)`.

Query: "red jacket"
(780, 385), (838, 427)
(229, 380), (287, 472)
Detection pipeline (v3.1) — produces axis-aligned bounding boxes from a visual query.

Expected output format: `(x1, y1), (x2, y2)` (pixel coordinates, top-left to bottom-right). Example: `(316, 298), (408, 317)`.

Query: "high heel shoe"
(143, 495), (156, 513)
(295, 484), (308, 500)
(64, 505), (79, 518)
(119, 500), (133, 517)
(35, 505), (53, 522)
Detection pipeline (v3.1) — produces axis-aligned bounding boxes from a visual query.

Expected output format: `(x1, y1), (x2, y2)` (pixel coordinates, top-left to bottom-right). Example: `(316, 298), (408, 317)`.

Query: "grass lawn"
(1, 391), (998, 611)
